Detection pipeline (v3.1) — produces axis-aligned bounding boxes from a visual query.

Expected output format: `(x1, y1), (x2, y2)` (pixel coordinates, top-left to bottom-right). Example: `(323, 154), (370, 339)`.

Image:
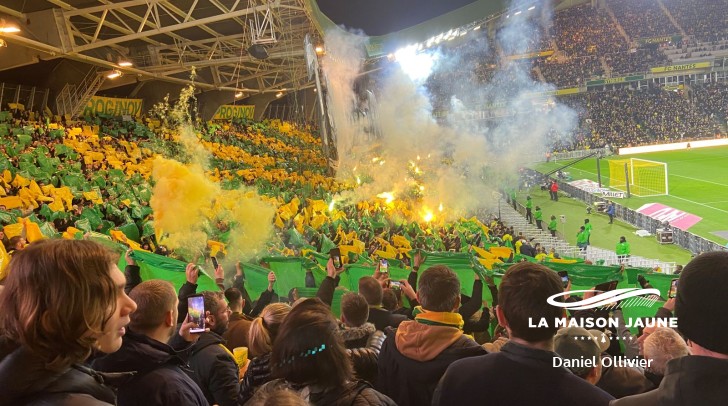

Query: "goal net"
(608, 158), (668, 197)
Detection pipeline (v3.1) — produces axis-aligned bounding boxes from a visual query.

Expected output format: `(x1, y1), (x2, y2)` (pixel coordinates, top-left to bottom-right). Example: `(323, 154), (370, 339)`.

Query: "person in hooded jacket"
(375, 265), (486, 406)
(0, 239), (137, 405)
(92, 279), (208, 405)
(336, 292), (386, 383)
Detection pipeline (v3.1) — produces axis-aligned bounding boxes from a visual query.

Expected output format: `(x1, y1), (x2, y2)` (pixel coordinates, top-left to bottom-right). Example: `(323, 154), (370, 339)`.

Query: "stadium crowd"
(550, 85), (726, 151)
(1, 0), (728, 402)
(662, 0), (728, 42)
(607, 0), (679, 40)
(2, 237), (727, 405)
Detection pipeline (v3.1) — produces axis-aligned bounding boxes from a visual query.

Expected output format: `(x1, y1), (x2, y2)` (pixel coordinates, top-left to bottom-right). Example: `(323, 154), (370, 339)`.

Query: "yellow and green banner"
(651, 61), (711, 73)
(556, 87), (580, 95)
(212, 105), (255, 121)
(639, 35), (682, 46)
(82, 96), (143, 117)
(507, 50), (554, 60)
(587, 74), (644, 87)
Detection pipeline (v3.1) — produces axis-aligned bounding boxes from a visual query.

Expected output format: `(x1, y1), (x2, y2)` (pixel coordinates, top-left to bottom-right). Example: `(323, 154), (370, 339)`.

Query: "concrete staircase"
(599, 56), (612, 77)
(656, 0), (687, 37)
(533, 65), (547, 83)
(602, 3), (632, 45)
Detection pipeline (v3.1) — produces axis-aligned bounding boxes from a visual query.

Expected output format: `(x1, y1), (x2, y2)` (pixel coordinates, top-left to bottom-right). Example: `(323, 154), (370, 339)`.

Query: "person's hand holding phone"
(214, 263), (224, 281)
(326, 258), (344, 278)
(185, 263), (199, 285)
(267, 271), (276, 292)
(399, 280), (417, 301)
(663, 297), (676, 312)
(179, 313), (206, 343)
(414, 251), (426, 271)
(125, 249), (135, 266)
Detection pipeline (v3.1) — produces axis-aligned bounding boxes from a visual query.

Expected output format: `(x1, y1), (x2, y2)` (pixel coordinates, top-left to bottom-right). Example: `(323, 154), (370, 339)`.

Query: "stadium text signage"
(639, 35), (682, 45)
(83, 96), (143, 117)
(212, 105), (255, 121)
(602, 191), (625, 198)
(507, 50), (554, 60)
(587, 75), (644, 87)
(651, 61), (711, 73)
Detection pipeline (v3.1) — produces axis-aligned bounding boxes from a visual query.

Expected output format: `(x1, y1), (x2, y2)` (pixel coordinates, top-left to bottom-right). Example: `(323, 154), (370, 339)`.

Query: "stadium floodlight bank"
(608, 158), (668, 197)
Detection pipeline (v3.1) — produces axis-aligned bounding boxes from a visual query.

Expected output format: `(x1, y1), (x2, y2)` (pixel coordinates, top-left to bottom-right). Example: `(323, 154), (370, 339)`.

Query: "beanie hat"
(675, 252), (728, 354)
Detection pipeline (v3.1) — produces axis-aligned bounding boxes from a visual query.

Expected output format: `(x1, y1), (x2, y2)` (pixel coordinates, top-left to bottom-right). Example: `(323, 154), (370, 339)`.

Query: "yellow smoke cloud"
(151, 156), (276, 262)
(151, 156), (218, 256)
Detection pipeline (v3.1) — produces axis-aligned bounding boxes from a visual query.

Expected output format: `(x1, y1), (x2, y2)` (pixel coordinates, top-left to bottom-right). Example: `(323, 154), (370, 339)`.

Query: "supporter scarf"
(412, 306), (464, 330)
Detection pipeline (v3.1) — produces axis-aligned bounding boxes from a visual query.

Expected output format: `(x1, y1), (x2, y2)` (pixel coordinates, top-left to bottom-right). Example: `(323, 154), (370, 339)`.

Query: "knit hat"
(675, 251), (728, 354)
(554, 327), (608, 375)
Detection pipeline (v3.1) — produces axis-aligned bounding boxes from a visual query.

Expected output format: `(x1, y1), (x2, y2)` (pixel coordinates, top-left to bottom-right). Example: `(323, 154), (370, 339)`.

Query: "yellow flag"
(0, 243), (11, 281)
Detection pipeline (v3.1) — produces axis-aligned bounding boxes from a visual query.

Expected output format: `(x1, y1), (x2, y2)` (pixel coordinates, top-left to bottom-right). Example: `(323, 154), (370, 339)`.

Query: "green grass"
(526, 146), (728, 263)
(518, 189), (693, 265)
(534, 146), (728, 246)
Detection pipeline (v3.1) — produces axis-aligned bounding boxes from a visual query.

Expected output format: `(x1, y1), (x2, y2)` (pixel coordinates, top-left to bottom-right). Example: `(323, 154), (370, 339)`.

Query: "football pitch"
(534, 146), (728, 247)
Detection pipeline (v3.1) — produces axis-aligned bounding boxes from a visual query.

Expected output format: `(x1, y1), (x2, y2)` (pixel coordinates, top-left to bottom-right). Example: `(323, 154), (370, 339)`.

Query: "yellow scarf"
(412, 306), (464, 330)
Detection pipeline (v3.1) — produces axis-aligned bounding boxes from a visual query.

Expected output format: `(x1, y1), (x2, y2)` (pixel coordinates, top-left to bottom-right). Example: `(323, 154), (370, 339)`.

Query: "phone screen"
(668, 279), (678, 298)
(330, 248), (342, 269)
(389, 280), (401, 289)
(211, 256), (219, 270)
(188, 295), (206, 333)
(380, 259), (388, 273)
(558, 271), (569, 288)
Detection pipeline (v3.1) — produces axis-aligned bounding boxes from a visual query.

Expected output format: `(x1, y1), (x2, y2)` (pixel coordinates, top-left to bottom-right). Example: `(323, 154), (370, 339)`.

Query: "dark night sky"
(316, 0), (479, 36)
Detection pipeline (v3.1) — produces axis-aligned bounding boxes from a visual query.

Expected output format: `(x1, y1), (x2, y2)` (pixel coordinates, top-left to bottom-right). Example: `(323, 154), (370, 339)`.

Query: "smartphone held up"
(188, 294), (206, 333)
(330, 247), (342, 269)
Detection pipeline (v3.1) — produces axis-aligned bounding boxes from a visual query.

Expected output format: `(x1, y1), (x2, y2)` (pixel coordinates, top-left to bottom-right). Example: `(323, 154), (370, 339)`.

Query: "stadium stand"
(2, 1), (728, 404)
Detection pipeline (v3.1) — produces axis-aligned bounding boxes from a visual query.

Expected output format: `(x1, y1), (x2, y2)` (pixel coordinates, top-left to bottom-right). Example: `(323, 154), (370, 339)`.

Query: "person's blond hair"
(643, 327), (689, 375)
(0, 239), (118, 371)
(248, 303), (291, 357)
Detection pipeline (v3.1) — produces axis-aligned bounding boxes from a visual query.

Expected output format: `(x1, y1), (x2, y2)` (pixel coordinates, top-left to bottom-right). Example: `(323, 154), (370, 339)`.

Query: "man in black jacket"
(187, 290), (239, 406)
(433, 262), (614, 406)
(613, 252), (728, 405)
(376, 265), (486, 406)
(93, 280), (208, 406)
(338, 291), (386, 383)
(360, 276), (408, 331)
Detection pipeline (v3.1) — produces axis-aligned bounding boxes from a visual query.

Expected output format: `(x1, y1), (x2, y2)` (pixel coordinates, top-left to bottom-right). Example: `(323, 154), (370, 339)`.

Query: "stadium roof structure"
(309, 0), (509, 57)
(0, 0), (322, 95)
(0, 0), (534, 97)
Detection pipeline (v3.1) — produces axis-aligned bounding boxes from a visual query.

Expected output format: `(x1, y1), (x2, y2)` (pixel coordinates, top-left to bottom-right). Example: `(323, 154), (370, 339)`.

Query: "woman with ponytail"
(238, 302), (291, 404)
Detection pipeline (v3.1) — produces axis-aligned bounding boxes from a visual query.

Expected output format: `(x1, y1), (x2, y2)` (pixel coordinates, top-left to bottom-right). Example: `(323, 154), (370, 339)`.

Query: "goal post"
(630, 158), (668, 197)
(607, 158), (668, 197)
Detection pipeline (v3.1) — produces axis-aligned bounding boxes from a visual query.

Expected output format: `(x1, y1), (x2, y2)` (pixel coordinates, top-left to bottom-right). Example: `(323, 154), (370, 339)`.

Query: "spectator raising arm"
(177, 263), (199, 324)
(123, 249), (142, 294)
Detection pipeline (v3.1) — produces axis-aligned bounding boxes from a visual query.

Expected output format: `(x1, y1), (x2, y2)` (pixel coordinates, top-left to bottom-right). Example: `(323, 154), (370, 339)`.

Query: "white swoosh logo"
(547, 288), (661, 310)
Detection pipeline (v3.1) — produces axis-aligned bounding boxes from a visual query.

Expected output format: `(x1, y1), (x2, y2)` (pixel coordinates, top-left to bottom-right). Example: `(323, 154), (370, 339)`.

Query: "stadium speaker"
(248, 44), (269, 60)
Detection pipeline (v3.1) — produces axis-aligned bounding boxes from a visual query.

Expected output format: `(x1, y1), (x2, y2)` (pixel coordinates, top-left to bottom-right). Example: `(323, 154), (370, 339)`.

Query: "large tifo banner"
(213, 104), (255, 121)
(651, 61), (711, 73)
(82, 96), (143, 117)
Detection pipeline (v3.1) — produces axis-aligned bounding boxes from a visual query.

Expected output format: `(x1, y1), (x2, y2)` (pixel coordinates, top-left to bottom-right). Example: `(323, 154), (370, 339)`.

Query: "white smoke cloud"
(321, 0), (576, 221)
